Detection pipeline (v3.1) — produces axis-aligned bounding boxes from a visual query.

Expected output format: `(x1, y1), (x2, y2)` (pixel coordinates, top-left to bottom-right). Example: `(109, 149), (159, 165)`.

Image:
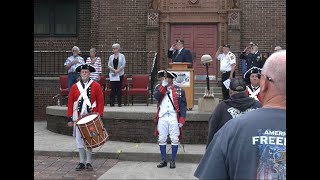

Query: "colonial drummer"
(66, 63), (105, 171)
(243, 66), (262, 103)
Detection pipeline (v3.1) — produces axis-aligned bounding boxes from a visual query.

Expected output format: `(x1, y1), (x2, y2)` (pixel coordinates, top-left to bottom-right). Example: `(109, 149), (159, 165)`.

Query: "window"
(34, 0), (77, 36)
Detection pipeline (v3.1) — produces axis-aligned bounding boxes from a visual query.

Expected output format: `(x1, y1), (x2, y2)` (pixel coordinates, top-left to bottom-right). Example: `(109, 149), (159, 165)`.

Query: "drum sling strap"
(166, 90), (175, 110)
(73, 80), (95, 121)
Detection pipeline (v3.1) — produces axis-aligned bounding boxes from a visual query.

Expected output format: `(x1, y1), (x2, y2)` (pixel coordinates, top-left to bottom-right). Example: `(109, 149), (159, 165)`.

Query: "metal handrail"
(34, 50), (157, 77)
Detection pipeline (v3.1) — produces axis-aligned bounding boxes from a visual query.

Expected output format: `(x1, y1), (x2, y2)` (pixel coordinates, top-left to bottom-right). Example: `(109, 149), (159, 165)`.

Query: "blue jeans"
(241, 59), (247, 78)
(68, 72), (80, 93)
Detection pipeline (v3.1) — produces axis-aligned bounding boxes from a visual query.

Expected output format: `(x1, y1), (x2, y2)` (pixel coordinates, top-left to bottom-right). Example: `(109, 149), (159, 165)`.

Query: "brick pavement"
(34, 155), (119, 180)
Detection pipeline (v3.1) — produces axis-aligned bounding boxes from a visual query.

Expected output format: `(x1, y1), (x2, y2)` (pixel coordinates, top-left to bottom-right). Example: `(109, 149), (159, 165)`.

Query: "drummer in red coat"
(66, 63), (104, 171)
(243, 66), (262, 103)
(153, 70), (187, 169)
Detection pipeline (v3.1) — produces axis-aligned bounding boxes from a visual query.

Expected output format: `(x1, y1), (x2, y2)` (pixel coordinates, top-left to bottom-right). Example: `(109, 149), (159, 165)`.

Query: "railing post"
(150, 52), (157, 104)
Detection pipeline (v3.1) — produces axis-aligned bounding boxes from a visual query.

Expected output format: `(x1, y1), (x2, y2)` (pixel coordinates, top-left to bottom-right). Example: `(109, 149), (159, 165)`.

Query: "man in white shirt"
(64, 46), (85, 92)
(215, 44), (236, 100)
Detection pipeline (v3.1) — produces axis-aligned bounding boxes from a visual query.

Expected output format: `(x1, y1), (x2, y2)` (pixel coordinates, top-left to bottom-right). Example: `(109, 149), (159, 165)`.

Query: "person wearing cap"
(194, 50), (286, 179)
(167, 39), (193, 64)
(85, 48), (102, 82)
(205, 77), (262, 148)
(240, 44), (262, 69)
(240, 44), (262, 84)
(153, 70), (187, 169)
(107, 43), (126, 107)
(215, 44), (236, 100)
(66, 64), (105, 171)
(64, 46), (85, 92)
(244, 67), (262, 103)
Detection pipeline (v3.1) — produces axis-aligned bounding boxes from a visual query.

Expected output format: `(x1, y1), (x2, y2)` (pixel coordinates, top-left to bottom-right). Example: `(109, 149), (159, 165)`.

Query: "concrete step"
(194, 86), (221, 93)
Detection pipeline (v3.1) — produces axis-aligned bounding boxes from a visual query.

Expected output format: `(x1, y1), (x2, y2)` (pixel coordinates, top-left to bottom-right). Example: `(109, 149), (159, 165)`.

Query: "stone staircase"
(193, 81), (222, 105)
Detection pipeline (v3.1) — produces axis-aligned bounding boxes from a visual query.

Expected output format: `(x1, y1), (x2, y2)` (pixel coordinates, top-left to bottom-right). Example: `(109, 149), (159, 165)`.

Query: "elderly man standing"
(167, 39), (193, 63)
(194, 50), (286, 179)
(64, 46), (85, 92)
(215, 44), (236, 100)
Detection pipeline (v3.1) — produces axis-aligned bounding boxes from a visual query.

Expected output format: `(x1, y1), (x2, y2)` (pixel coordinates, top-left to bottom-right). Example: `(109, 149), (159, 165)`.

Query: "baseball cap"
(229, 78), (246, 91)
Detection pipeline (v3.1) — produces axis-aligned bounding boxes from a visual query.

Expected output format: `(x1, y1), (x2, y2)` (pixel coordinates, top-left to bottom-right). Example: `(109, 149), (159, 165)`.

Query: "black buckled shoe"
(75, 163), (85, 171)
(170, 160), (176, 169)
(86, 163), (93, 171)
(157, 160), (167, 168)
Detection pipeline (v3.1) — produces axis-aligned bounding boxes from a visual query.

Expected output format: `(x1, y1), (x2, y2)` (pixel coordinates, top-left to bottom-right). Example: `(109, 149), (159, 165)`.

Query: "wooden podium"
(168, 62), (194, 110)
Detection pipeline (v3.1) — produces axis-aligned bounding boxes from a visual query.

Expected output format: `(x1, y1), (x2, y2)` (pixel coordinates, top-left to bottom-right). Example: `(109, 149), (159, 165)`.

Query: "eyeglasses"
(261, 74), (272, 81)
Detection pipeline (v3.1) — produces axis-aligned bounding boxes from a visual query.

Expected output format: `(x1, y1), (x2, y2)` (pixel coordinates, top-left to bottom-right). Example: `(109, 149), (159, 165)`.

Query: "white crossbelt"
(247, 87), (260, 101)
(72, 80), (96, 121)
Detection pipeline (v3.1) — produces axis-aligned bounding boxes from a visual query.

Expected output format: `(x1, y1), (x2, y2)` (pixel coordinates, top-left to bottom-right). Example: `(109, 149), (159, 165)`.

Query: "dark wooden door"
(170, 24), (217, 80)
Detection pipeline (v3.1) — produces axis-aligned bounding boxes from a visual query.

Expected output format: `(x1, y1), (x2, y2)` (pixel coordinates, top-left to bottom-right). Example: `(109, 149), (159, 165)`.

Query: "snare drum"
(76, 113), (108, 149)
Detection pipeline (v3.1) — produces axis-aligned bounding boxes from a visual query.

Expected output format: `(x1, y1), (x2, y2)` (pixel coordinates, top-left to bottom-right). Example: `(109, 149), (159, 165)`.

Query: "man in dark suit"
(168, 39), (193, 63)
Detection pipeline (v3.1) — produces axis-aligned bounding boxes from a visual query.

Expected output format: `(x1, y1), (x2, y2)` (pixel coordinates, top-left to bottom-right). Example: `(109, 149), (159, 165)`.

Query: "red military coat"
(67, 80), (104, 119)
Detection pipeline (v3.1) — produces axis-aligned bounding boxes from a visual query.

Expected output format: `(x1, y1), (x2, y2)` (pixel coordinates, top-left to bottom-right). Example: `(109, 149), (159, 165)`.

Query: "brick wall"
(96, 0), (151, 75)
(77, 0), (92, 51)
(34, 0), (91, 51)
(97, 0), (150, 51)
(240, 0), (286, 52)
(34, 78), (60, 121)
(47, 115), (208, 144)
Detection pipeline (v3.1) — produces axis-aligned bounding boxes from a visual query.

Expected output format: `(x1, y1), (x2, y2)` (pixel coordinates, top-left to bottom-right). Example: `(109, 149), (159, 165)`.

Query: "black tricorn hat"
(243, 66), (262, 79)
(222, 44), (230, 48)
(176, 39), (184, 44)
(158, 70), (177, 79)
(75, 64), (96, 72)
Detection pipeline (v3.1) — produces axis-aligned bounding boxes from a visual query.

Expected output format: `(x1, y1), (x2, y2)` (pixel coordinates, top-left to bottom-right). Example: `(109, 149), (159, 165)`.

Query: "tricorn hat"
(243, 66), (262, 79)
(222, 44), (230, 49)
(158, 70), (177, 79)
(75, 64), (96, 72)
(176, 39), (184, 44)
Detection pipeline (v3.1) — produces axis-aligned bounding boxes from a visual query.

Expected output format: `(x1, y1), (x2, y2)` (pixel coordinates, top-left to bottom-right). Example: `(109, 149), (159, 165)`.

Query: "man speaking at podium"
(168, 39), (193, 63)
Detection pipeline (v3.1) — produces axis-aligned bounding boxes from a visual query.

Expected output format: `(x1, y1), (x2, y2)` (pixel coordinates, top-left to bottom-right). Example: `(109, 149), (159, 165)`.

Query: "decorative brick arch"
(145, 0), (241, 74)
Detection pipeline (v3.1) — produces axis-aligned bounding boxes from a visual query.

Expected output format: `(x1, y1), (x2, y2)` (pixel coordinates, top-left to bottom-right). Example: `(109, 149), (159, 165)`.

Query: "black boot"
(157, 160), (167, 168)
(75, 163), (85, 171)
(170, 160), (176, 169)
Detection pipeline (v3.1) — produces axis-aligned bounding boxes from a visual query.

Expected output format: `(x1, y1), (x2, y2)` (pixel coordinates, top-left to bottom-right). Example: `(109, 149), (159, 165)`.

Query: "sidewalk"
(35, 121), (206, 163)
(34, 121), (204, 179)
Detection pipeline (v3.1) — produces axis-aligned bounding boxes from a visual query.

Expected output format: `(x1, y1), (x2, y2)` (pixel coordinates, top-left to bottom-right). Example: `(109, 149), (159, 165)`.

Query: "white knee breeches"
(157, 114), (180, 145)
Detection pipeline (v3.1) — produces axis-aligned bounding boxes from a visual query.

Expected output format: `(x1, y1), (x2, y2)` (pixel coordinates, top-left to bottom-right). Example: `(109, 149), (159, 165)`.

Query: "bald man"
(195, 50), (286, 179)
(274, 46), (282, 52)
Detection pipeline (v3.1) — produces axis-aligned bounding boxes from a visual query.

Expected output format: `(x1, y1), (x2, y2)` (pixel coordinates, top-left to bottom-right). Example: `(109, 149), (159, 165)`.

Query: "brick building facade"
(34, 0), (286, 120)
